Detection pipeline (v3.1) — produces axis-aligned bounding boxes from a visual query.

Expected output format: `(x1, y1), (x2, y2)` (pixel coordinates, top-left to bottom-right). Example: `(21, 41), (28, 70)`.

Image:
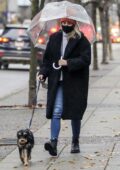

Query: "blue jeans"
(51, 83), (81, 140)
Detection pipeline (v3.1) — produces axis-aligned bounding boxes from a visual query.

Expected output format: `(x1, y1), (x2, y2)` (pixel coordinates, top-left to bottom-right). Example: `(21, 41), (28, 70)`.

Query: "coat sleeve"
(39, 37), (52, 77)
(67, 39), (91, 72)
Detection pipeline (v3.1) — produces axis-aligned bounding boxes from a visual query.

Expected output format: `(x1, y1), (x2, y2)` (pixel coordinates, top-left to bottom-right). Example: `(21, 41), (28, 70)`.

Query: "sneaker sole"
(44, 143), (57, 156)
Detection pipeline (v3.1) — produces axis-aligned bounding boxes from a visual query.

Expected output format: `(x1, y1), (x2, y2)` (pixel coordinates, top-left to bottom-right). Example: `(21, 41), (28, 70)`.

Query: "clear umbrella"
(28, 1), (96, 47)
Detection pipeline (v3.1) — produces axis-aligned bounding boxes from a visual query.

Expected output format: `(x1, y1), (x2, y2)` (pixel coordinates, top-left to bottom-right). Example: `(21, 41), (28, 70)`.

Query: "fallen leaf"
(83, 156), (93, 160)
(68, 160), (75, 164)
(39, 160), (43, 162)
(80, 162), (95, 169)
(100, 120), (108, 123)
(113, 131), (120, 137)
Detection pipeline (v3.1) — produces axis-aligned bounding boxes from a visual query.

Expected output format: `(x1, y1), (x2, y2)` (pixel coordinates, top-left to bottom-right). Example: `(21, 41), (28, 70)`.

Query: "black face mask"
(62, 25), (75, 33)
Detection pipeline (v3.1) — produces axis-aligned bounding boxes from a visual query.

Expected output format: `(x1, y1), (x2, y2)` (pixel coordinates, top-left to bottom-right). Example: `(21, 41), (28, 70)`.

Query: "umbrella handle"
(53, 56), (63, 70)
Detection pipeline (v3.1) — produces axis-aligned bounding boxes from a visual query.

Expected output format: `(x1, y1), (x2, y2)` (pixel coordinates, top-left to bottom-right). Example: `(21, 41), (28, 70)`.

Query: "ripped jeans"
(51, 83), (81, 140)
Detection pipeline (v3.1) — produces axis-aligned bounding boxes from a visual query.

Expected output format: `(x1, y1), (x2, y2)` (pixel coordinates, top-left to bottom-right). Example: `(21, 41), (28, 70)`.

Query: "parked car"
(110, 34), (120, 43)
(0, 24), (45, 69)
(0, 28), (3, 35)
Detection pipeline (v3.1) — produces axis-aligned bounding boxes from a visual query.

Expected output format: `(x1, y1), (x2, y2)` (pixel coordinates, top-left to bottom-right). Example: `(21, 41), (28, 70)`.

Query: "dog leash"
(29, 80), (41, 129)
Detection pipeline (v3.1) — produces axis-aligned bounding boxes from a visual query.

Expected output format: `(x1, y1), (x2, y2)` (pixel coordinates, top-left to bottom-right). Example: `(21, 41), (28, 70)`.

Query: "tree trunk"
(28, 0), (40, 105)
(40, 0), (45, 9)
(92, 3), (98, 70)
(99, 8), (108, 64)
(45, 0), (80, 3)
(117, 3), (120, 31)
(106, 8), (113, 60)
(69, 0), (80, 3)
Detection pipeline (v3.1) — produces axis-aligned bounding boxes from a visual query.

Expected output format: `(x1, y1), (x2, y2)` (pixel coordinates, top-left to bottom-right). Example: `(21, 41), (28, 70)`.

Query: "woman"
(38, 18), (91, 156)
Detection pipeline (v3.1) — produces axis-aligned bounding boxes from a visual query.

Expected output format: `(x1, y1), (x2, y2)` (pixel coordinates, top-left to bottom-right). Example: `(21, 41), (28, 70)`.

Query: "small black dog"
(17, 129), (34, 166)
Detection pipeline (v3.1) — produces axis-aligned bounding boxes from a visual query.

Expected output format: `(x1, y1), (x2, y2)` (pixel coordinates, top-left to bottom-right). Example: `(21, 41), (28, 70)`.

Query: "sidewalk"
(0, 45), (120, 169)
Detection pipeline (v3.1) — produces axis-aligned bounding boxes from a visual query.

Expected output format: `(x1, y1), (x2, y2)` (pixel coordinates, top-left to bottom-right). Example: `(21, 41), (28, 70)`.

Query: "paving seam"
(104, 143), (116, 170)
(46, 144), (68, 170)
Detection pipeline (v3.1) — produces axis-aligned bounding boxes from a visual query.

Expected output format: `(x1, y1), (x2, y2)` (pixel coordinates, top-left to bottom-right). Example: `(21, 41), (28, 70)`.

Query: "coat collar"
(64, 32), (81, 58)
(54, 31), (62, 59)
(54, 31), (82, 59)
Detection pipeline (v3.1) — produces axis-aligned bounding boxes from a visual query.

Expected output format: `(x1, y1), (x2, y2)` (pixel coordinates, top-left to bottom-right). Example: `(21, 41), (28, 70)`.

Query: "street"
(0, 64), (29, 100)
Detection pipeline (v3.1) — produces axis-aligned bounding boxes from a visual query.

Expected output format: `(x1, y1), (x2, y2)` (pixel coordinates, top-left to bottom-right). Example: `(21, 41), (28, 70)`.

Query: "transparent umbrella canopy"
(28, 1), (96, 47)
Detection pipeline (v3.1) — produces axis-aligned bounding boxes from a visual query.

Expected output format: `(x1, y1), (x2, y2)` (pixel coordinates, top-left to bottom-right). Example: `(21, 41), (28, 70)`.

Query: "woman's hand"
(37, 73), (45, 82)
(58, 59), (67, 66)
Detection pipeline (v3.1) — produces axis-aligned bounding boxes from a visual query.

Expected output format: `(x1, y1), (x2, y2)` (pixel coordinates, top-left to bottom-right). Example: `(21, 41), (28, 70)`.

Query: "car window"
(3, 28), (28, 38)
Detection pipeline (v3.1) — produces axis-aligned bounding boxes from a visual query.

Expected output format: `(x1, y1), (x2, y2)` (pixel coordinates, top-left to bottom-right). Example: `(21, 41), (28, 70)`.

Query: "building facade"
(7, 0), (31, 23)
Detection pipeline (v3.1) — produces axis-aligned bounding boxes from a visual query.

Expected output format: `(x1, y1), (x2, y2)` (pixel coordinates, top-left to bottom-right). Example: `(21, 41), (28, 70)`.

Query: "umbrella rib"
(28, 1), (96, 45)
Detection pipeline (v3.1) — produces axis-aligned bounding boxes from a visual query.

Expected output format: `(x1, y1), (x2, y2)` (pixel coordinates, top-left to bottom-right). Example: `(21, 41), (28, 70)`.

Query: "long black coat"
(40, 31), (91, 120)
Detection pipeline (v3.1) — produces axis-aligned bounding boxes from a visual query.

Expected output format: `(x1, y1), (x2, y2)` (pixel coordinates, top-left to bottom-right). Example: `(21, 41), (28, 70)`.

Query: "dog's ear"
(25, 129), (29, 133)
(17, 131), (21, 138)
(28, 130), (34, 137)
(17, 129), (23, 137)
(25, 129), (32, 135)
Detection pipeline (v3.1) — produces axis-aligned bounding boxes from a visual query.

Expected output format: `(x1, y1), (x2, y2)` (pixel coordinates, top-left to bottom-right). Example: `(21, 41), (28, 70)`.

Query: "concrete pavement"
(0, 45), (120, 169)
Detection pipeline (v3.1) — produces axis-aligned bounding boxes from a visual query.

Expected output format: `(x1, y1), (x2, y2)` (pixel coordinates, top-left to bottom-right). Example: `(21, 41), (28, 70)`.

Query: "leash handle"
(29, 80), (41, 129)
